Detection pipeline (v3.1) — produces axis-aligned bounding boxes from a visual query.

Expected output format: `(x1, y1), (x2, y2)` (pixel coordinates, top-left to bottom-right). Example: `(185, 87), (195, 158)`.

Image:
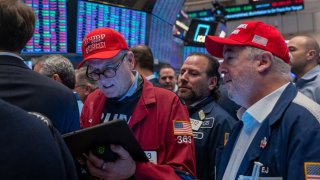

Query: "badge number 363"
(177, 136), (192, 144)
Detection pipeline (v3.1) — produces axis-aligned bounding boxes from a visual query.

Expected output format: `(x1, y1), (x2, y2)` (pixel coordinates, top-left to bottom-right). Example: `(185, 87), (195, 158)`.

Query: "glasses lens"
(87, 72), (99, 81)
(103, 69), (116, 78)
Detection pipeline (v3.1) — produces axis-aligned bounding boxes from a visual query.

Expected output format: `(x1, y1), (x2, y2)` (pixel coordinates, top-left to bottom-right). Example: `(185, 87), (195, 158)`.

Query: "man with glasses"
(78, 28), (196, 180)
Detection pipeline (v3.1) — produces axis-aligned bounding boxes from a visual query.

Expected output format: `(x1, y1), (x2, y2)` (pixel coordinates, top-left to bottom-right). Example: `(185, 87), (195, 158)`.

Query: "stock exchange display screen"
(76, 0), (147, 53)
(22, 0), (67, 53)
(152, 0), (184, 25)
(183, 46), (208, 61)
(148, 16), (174, 64)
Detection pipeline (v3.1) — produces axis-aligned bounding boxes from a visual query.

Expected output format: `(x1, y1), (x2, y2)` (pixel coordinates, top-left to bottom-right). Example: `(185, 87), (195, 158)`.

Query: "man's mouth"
(103, 84), (113, 88)
(224, 77), (232, 84)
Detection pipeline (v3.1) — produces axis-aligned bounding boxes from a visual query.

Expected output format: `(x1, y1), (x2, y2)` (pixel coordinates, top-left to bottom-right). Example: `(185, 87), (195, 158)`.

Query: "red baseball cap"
(78, 28), (129, 68)
(205, 21), (290, 63)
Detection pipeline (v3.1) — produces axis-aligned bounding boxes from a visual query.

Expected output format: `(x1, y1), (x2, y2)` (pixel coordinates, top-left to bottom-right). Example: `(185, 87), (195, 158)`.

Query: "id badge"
(190, 118), (203, 131)
(144, 151), (157, 164)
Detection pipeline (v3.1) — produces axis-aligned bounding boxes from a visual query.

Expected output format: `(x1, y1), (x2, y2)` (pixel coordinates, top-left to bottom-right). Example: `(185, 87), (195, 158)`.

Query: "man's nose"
(219, 61), (227, 75)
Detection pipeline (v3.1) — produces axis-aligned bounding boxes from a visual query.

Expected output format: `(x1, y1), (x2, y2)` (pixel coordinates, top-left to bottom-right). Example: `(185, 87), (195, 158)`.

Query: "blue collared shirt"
(119, 71), (139, 101)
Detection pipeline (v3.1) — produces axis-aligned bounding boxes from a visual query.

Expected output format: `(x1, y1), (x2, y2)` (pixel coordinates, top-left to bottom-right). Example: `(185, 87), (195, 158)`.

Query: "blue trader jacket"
(188, 96), (236, 180)
(216, 83), (320, 180)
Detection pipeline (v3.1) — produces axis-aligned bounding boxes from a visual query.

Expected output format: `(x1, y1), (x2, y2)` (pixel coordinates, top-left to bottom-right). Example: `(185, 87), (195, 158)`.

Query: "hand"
(86, 144), (136, 180)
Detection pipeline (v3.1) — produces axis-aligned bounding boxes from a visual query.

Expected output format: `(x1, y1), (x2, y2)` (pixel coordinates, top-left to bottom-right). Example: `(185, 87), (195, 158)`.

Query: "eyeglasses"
(86, 53), (127, 81)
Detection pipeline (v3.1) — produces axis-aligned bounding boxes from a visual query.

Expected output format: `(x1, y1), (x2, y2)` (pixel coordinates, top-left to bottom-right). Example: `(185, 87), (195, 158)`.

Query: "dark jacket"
(0, 98), (77, 179)
(0, 55), (80, 134)
(189, 96), (236, 180)
(216, 83), (320, 180)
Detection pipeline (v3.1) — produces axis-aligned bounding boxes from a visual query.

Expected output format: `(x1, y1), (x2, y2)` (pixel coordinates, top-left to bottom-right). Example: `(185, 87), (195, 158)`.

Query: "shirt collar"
(0, 52), (24, 61)
(119, 71), (139, 101)
(300, 65), (320, 81)
(146, 74), (156, 80)
(237, 83), (290, 125)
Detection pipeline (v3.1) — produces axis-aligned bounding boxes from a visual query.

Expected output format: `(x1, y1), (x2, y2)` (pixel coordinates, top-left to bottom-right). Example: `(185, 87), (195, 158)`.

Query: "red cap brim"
(77, 49), (121, 69)
(205, 36), (244, 58)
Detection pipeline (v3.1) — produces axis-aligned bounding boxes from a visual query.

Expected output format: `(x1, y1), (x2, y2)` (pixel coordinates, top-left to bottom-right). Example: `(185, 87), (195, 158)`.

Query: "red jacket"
(81, 79), (196, 179)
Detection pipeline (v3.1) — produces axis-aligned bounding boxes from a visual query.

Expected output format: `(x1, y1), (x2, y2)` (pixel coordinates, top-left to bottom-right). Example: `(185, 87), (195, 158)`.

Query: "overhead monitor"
(173, 10), (191, 40)
(76, 0), (147, 53)
(187, 0), (304, 21)
(185, 19), (217, 47)
(22, 0), (68, 53)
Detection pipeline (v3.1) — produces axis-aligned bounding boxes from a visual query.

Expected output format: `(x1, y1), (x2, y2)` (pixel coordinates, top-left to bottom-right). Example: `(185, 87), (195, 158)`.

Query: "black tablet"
(63, 119), (148, 162)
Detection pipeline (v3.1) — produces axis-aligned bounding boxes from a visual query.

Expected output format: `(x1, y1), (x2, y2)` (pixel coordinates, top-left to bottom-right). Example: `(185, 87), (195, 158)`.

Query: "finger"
(88, 151), (105, 168)
(86, 159), (109, 179)
(110, 144), (130, 158)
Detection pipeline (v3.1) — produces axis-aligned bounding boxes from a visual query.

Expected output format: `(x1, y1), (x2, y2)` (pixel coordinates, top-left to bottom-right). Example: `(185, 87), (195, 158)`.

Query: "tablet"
(63, 119), (148, 162)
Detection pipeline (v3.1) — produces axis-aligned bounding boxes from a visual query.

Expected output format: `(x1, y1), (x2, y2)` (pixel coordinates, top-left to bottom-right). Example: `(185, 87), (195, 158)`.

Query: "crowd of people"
(1, 0), (320, 179)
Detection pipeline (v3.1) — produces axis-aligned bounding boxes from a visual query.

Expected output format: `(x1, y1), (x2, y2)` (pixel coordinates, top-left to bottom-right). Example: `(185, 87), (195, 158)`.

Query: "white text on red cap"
(84, 34), (106, 54)
(231, 23), (248, 35)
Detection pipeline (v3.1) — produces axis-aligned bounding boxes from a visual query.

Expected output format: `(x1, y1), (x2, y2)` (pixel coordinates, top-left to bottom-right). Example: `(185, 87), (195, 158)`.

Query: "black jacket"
(0, 98), (78, 179)
(0, 55), (80, 134)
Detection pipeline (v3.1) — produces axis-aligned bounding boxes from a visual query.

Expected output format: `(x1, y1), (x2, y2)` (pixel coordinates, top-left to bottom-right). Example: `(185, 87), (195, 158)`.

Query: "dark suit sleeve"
(62, 92), (81, 133)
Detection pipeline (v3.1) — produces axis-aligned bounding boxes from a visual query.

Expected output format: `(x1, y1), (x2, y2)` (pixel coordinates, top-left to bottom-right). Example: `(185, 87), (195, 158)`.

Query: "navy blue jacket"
(189, 96), (237, 180)
(0, 99), (77, 179)
(0, 55), (80, 134)
(216, 83), (320, 180)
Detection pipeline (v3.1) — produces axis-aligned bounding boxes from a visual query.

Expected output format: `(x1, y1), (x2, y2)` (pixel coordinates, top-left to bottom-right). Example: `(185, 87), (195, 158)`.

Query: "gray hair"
(75, 67), (98, 89)
(247, 46), (291, 79)
(39, 55), (75, 89)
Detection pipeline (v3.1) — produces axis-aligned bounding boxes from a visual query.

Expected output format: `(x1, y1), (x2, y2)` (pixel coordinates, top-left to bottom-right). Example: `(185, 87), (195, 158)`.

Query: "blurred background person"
(32, 55), (47, 72)
(38, 54), (75, 89)
(130, 45), (161, 87)
(36, 54), (83, 115)
(75, 66), (98, 103)
(159, 64), (178, 92)
(288, 35), (320, 104)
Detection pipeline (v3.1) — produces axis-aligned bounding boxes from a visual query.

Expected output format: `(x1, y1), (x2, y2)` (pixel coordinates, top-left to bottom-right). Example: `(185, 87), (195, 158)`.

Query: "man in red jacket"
(78, 27), (196, 179)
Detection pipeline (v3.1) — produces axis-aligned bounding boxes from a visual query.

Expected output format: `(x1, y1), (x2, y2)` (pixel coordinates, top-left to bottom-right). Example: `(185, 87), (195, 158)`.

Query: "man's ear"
(52, 74), (62, 82)
(126, 51), (135, 70)
(306, 49), (316, 61)
(84, 85), (93, 95)
(257, 51), (273, 73)
(208, 76), (218, 91)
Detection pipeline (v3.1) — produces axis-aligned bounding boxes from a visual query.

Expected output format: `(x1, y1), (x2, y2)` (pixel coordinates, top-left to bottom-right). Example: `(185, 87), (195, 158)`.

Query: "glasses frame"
(86, 53), (127, 81)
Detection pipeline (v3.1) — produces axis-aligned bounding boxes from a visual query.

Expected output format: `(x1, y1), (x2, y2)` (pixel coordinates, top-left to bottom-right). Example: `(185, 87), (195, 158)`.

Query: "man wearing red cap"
(78, 28), (196, 179)
(205, 21), (320, 180)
